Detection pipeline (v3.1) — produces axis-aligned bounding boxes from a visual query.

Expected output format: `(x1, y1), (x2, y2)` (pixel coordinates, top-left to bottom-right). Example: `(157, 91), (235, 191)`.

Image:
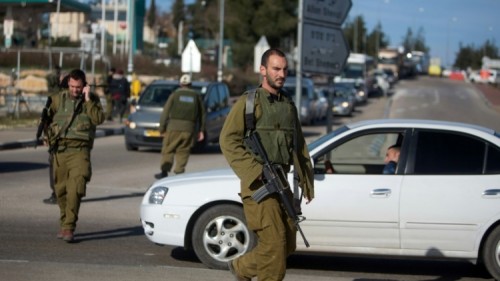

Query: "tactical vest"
(169, 88), (200, 122)
(244, 89), (296, 165)
(49, 91), (95, 145)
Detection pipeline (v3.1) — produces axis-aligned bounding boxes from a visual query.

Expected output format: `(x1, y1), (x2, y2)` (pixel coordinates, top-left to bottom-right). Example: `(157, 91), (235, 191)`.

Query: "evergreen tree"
(147, 0), (157, 29)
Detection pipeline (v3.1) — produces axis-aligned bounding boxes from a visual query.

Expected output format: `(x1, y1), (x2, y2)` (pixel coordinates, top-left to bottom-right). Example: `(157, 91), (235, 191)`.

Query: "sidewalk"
(0, 120), (124, 151)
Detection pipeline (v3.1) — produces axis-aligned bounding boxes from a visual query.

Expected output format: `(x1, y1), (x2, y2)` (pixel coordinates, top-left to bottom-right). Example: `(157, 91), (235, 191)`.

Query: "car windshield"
(138, 84), (207, 107)
(138, 84), (179, 107)
(308, 125), (349, 151)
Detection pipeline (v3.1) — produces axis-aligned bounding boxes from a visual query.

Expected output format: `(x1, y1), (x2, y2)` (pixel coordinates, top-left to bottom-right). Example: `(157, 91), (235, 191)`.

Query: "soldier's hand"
(82, 84), (91, 101)
(197, 131), (205, 142)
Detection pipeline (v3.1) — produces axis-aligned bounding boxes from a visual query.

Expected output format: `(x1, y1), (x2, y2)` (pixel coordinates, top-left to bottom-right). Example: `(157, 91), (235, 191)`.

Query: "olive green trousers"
(53, 150), (91, 230)
(160, 130), (194, 174)
(234, 194), (296, 281)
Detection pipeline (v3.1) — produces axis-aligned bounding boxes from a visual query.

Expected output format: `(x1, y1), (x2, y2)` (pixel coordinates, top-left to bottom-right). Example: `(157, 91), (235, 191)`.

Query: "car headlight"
(149, 186), (169, 204)
(341, 101), (349, 108)
(128, 121), (137, 129)
(358, 90), (365, 97)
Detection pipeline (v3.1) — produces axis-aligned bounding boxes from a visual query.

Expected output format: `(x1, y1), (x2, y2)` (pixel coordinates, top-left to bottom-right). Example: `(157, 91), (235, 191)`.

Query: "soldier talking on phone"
(43, 69), (104, 243)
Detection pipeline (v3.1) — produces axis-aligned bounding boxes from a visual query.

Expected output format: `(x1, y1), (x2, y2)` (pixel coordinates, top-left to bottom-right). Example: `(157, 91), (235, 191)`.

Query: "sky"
(147, 0), (499, 67)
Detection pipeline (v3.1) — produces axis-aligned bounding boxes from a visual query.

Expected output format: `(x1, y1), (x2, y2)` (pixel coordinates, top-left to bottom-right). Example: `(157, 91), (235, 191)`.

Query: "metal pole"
(217, 0), (224, 82)
(55, 0), (61, 40)
(295, 0), (303, 121)
(101, 0), (106, 57)
(113, 0), (118, 55)
(125, 0), (130, 54)
(127, 0), (135, 75)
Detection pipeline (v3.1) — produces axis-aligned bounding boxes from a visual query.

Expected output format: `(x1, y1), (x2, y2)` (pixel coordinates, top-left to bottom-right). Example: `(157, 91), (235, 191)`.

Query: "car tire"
(482, 226), (500, 280)
(192, 204), (256, 269)
(125, 142), (138, 151)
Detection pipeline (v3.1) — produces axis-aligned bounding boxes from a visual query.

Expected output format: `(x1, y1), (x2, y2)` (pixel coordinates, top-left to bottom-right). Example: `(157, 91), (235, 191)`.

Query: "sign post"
(296, 0), (352, 130)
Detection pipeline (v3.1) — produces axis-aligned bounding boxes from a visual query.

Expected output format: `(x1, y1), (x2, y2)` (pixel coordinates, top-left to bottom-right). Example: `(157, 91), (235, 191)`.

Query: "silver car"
(124, 80), (231, 151)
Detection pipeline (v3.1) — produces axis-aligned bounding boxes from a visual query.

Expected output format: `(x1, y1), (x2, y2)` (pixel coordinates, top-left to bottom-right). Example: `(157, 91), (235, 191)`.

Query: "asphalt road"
(0, 77), (498, 281)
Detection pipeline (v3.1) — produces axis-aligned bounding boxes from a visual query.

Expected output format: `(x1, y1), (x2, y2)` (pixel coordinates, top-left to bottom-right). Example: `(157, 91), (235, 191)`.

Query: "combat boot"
(228, 260), (250, 281)
(154, 171), (168, 179)
(62, 230), (74, 243)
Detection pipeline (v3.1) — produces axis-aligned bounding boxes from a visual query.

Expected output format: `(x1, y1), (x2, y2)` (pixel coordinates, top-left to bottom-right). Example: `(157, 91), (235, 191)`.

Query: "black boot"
(154, 171), (168, 179)
(43, 193), (57, 204)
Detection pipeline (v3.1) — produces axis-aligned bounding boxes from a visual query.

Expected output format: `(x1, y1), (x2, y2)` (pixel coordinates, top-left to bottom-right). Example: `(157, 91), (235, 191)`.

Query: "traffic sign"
(303, 0), (352, 26)
(301, 23), (349, 75)
(254, 36), (270, 73)
(182, 39), (201, 73)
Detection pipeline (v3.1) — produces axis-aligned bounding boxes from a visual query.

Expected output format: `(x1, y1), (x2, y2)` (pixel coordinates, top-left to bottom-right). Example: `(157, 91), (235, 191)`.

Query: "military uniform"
(220, 88), (314, 280)
(158, 87), (205, 175)
(46, 89), (104, 239)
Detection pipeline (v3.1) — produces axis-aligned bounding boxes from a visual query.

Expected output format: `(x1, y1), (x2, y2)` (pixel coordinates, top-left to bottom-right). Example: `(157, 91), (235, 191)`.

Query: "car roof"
(346, 119), (497, 136)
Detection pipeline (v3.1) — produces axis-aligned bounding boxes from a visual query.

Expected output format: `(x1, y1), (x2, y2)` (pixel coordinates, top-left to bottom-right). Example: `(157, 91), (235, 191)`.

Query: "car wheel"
(482, 226), (500, 280)
(125, 142), (138, 151)
(192, 204), (256, 269)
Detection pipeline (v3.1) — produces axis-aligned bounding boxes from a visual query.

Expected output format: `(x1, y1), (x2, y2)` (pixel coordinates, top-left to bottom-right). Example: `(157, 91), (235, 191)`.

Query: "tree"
(401, 27), (429, 53)
(365, 21), (390, 58)
(172, 0), (185, 31)
(343, 15), (368, 53)
(146, 0), (157, 29)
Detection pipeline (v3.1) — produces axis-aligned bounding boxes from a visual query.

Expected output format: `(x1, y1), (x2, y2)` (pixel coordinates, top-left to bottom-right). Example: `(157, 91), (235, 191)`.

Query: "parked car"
(334, 76), (368, 104)
(316, 86), (355, 117)
(282, 77), (326, 125)
(140, 119), (500, 279)
(124, 79), (231, 151)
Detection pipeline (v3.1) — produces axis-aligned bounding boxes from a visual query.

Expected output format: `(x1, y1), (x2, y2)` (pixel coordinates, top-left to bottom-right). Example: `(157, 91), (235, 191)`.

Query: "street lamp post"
(217, 0), (224, 82)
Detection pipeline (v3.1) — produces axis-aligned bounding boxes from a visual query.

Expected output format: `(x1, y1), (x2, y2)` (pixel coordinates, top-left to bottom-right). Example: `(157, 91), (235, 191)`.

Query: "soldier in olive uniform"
(155, 74), (206, 179)
(220, 48), (314, 281)
(45, 69), (105, 242)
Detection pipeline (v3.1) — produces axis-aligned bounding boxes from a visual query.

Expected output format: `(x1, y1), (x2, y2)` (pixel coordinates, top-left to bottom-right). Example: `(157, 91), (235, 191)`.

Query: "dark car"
(124, 80), (230, 151)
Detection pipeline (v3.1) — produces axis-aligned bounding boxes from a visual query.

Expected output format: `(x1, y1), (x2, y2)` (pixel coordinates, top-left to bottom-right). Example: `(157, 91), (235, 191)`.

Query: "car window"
(486, 144), (500, 174)
(314, 132), (401, 175)
(413, 131), (485, 175)
(206, 85), (220, 112)
(138, 85), (178, 106)
(217, 84), (229, 107)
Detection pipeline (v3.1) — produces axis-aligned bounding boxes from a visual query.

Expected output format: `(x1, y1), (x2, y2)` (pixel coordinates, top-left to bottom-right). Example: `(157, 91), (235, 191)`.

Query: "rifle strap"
(244, 89), (301, 203)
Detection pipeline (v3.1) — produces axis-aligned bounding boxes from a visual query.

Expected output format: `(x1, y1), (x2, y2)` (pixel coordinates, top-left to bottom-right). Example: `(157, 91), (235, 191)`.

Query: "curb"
(0, 127), (125, 151)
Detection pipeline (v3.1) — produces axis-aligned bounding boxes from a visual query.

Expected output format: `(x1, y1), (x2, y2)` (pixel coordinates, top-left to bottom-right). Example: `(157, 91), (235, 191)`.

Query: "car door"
(400, 129), (500, 254)
(301, 130), (407, 250)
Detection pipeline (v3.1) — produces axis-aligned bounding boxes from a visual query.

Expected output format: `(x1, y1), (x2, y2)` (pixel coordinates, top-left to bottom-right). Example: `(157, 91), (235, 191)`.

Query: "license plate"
(145, 130), (161, 137)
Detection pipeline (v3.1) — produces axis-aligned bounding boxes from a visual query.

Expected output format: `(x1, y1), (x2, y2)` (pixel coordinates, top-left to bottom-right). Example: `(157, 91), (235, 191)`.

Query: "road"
(0, 77), (498, 281)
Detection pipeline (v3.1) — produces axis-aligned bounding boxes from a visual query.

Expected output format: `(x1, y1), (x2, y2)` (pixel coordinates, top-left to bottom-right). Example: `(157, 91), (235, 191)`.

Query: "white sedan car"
(140, 119), (500, 279)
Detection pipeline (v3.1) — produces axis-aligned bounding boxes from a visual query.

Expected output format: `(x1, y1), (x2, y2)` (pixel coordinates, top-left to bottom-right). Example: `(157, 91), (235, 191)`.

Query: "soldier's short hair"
(261, 48), (286, 68)
(68, 69), (87, 85)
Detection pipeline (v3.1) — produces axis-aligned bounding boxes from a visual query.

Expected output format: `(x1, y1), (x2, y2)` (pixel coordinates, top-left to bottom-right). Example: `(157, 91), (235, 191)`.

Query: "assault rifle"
(35, 96), (52, 148)
(244, 131), (310, 247)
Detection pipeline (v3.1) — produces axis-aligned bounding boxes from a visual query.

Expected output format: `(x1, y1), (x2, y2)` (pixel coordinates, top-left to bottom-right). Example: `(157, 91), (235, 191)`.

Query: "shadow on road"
(0, 161), (48, 173)
(82, 192), (144, 203)
(74, 226), (144, 242)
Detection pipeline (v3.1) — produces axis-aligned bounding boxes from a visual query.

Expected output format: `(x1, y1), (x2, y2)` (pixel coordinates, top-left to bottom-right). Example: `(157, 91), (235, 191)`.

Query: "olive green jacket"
(219, 88), (314, 200)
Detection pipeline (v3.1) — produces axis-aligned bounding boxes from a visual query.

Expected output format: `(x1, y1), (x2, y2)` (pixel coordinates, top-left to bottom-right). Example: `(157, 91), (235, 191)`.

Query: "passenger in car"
(383, 145), (400, 174)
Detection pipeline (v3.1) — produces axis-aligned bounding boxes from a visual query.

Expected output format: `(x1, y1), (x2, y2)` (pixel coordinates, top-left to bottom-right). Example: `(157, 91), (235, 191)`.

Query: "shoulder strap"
(244, 89), (257, 131)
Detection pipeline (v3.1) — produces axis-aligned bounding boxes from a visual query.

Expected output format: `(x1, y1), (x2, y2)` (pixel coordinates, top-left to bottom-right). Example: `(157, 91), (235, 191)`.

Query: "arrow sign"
(182, 39), (201, 73)
(254, 36), (270, 73)
(303, 0), (352, 26)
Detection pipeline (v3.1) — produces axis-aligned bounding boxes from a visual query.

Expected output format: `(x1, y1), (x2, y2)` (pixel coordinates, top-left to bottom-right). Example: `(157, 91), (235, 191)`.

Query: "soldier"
(219, 48), (314, 280)
(45, 69), (104, 242)
(46, 65), (61, 94)
(155, 74), (206, 179)
(104, 67), (115, 121)
(42, 65), (62, 204)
